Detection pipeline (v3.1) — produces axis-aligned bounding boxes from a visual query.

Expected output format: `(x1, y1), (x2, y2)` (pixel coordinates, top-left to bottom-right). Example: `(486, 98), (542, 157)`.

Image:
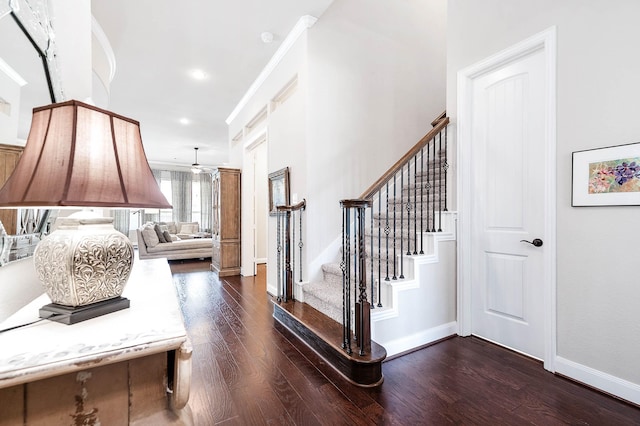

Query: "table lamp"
(0, 100), (172, 324)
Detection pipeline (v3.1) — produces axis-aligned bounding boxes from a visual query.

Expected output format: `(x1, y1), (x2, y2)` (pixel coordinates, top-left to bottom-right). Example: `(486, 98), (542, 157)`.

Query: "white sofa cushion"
(179, 222), (199, 234)
(141, 225), (160, 248)
(146, 238), (211, 253)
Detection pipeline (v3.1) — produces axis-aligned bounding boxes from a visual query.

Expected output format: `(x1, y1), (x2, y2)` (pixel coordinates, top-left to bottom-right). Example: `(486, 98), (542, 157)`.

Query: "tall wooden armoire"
(0, 144), (23, 234)
(211, 167), (241, 277)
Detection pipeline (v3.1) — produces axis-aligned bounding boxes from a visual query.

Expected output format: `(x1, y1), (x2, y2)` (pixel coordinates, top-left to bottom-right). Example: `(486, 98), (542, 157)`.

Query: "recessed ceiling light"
(189, 69), (207, 80)
(179, 118), (190, 125)
(261, 32), (274, 43)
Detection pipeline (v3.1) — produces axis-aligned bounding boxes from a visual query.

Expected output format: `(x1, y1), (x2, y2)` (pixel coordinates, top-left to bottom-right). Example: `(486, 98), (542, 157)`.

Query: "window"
(192, 179), (201, 226)
(128, 170), (211, 232)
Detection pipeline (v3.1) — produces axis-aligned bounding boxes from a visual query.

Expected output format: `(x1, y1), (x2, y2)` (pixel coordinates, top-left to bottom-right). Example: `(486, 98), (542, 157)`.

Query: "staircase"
(272, 112), (456, 386)
(299, 146), (457, 357)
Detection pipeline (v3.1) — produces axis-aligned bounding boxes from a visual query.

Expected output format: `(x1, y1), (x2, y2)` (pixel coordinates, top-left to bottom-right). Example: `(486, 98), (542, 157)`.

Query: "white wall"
(228, 31), (308, 288)
(0, 69), (20, 145)
(304, 0), (447, 270)
(241, 137), (268, 276)
(50, 0), (93, 101)
(447, 0), (640, 389)
(0, 257), (43, 323)
(255, 143), (268, 261)
(229, 0), (447, 289)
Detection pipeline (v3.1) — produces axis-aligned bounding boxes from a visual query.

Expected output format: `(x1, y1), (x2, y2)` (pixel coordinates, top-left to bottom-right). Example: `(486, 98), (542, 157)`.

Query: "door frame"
(457, 27), (557, 372)
(242, 130), (268, 276)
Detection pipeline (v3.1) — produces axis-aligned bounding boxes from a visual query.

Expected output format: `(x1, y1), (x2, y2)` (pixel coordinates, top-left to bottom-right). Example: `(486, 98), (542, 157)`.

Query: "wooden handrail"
(340, 199), (372, 209)
(359, 115), (449, 200)
(276, 199), (306, 212)
(431, 110), (447, 127)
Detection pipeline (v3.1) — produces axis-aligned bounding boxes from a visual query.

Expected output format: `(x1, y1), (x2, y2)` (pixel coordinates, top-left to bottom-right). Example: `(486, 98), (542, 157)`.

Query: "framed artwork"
(268, 167), (290, 215)
(572, 142), (640, 206)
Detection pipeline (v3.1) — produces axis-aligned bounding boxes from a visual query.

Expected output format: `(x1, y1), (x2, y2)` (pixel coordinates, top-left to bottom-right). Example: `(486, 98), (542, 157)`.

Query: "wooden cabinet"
(0, 144), (23, 234)
(0, 259), (192, 424)
(211, 167), (241, 276)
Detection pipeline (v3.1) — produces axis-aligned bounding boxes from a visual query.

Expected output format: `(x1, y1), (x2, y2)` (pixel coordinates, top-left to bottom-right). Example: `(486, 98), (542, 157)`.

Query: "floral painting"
(589, 158), (640, 193)
(573, 142), (640, 206)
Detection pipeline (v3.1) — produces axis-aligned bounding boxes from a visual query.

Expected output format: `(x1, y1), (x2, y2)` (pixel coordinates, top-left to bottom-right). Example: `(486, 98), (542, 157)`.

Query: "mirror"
(0, 2), (61, 266)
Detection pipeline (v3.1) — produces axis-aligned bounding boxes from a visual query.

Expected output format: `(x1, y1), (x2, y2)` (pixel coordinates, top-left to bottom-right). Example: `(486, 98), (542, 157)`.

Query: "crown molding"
(0, 57), (27, 86)
(225, 14), (317, 125)
(91, 14), (116, 83)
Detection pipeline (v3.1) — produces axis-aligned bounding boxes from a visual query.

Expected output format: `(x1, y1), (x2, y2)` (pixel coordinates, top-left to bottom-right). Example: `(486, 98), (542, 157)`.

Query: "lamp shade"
(0, 100), (171, 209)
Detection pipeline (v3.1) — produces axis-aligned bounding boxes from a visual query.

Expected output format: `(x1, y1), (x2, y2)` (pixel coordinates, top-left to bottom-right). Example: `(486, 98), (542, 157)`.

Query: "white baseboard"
(380, 321), (457, 358)
(266, 282), (277, 297)
(555, 356), (640, 406)
(293, 281), (306, 302)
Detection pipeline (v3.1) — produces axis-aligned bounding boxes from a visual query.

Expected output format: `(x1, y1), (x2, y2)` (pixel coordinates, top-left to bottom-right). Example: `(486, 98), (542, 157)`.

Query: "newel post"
(340, 199), (372, 356)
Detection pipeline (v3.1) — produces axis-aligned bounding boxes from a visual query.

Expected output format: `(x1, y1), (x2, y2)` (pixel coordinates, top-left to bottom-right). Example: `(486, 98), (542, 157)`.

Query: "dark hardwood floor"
(170, 259), (640, 425)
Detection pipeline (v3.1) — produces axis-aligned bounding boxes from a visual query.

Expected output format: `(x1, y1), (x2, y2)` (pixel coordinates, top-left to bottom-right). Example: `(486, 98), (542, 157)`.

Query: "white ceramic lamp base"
(34, 215), (134, 308)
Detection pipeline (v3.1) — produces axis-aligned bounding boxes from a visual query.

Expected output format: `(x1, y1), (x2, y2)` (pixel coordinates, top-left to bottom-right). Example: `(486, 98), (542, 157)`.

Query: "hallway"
(170, 260), (640, 425)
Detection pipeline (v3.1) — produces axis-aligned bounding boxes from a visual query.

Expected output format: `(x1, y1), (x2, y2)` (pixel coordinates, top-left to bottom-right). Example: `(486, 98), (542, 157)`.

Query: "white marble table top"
(0, 258), (188, 389)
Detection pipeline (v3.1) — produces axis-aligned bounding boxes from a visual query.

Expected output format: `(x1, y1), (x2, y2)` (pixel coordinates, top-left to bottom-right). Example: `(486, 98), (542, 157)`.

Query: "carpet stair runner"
(301, 150), (448, 326)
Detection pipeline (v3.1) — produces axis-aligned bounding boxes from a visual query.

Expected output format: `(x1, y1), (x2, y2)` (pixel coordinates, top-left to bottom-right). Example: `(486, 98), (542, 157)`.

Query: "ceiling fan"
(190, 147), (212, 174)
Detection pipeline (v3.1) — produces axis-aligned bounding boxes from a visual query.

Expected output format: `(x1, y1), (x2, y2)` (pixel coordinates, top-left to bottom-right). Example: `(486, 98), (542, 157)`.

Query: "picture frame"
(268, 167), (290, 215)
(572, 142), (640, 206)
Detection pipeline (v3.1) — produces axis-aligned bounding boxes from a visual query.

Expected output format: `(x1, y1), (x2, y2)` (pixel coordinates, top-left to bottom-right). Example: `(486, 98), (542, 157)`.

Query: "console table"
(0, 258), (192, 425)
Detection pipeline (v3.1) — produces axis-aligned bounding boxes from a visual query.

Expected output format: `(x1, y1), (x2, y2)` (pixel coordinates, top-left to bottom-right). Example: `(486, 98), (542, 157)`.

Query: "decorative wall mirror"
(268, 167), (290, 216)
(0, 2), (61, 266)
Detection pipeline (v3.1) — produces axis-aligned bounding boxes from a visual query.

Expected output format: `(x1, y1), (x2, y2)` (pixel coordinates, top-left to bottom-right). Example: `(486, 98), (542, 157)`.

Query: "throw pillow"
(154, 224), (167, 243)
(141, 225), (160, 248)
(166, 221), (178, 234)
(179, 223), (199, 234)
(163, 230), (173, 243)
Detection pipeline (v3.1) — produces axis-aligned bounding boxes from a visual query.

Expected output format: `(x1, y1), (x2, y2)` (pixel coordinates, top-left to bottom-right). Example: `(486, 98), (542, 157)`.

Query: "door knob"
(520, 238), (543, 247)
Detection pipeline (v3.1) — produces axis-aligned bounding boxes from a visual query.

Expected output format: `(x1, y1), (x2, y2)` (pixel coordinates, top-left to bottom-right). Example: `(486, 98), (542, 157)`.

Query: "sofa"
(137, 221), (212, 260)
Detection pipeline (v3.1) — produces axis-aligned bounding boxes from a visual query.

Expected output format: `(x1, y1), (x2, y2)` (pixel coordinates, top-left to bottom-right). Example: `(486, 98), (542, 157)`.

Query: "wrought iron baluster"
(353, 211), (358, 330)
(399, 167), (404, 280)
(406, 161), (411, 256)
(276, 211), (282, 301)
(444, 125), (449, 212)
(299, 206), (304, 282)
(384, 181), (390, 281)
(431, 134), (436, 232)
(284, 211), (292, 301)
(413, 154), (418, 255)
(370, 201), (374, 308)
(392, 174), (397, 280)
(292, 210), (296, 286)
(357, 205), (369, 356)
(438, 131), (443, 232)
(420, 147), (424, 254)
(377, 193), (382, 307)
(426, 141), (432, 235)
(341, 206), (352, 354)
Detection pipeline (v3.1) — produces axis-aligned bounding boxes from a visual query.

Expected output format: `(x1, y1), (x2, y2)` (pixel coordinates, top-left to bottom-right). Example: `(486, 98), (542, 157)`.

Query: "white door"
(243, 135), (268, 276)
(254, 141), (268, 264)
(469, 48), (546, 359)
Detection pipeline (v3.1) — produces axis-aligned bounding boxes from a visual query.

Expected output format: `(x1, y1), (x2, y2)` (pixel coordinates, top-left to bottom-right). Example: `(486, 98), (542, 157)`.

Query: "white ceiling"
(90, 0), (335, 170)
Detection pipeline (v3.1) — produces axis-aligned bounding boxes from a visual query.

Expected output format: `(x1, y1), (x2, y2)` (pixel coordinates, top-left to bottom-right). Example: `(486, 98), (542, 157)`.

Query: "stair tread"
(272, 300), (386, 386)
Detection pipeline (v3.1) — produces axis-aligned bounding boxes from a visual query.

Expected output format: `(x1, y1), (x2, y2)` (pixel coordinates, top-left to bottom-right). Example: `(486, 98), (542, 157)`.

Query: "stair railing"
(276, 199), (306, 302)
(340, 199), (371, 356)
(339, 112), (449, 356)
(361, 113), (449, 303)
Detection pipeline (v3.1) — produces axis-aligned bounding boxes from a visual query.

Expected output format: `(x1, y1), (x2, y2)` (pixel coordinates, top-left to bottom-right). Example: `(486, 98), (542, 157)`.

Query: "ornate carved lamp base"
(34, 215), (134, 322)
